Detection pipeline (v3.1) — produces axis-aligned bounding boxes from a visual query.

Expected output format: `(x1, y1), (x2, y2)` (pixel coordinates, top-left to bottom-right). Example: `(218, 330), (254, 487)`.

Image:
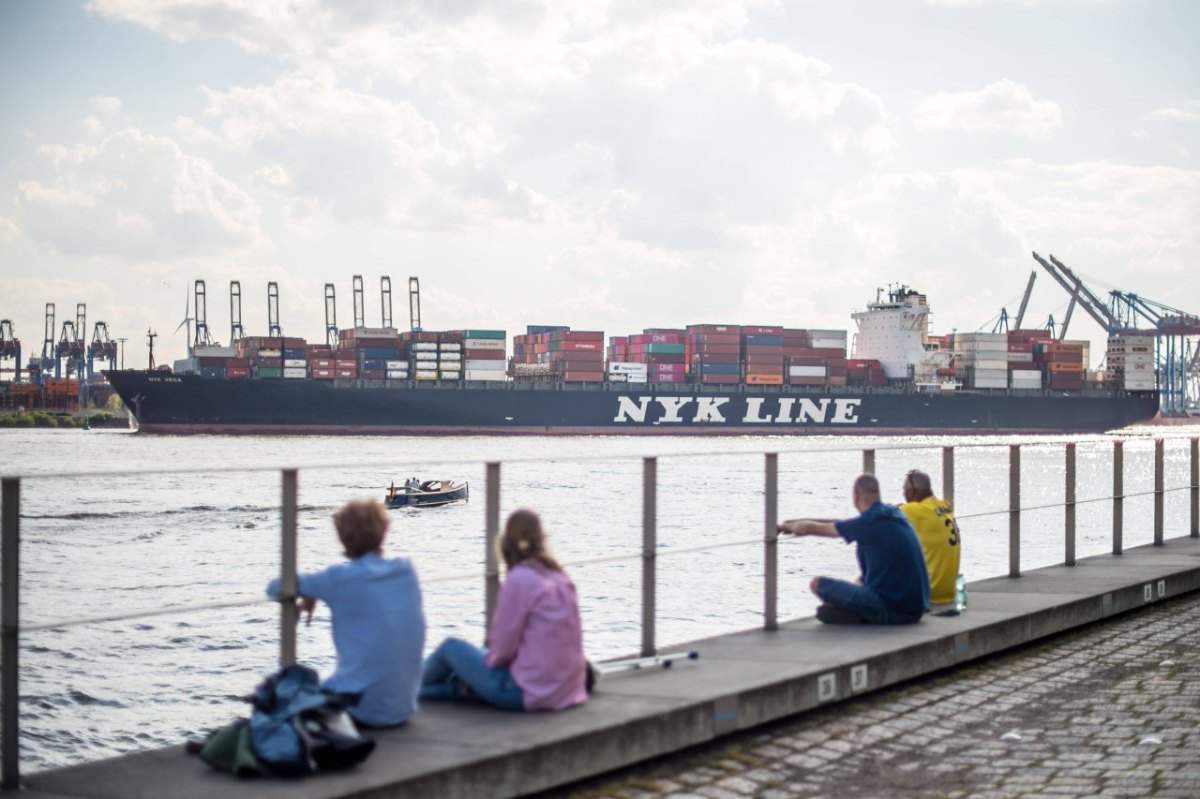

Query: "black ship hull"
(104, 371), (1160, 435)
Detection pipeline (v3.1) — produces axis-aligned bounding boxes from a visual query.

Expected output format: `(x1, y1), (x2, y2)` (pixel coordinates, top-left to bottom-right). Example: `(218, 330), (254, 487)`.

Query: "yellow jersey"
(899, 497), (961, 605)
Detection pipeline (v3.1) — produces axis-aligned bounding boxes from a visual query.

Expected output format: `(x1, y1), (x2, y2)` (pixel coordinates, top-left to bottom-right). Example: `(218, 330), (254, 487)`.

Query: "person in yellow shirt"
(898, 470), (960, 606)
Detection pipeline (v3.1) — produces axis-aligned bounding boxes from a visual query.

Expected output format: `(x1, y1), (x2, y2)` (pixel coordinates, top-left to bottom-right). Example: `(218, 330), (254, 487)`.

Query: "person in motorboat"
(419, 508), (588, 711)
(267, 498), (426, 727)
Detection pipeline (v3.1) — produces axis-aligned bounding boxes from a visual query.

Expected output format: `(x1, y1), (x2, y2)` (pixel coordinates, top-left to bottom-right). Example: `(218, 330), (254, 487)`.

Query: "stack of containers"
(846, 359), (888, 387)
(438, 332), (463, 381)
(509, 326), (563, 380)
(403, 331), (440, 381)
(1007, 329), (1051, 390)
(742, 326), (784, 385)
(1106, 334), (1155, 391)
(607, 329), (687, 383)
(606, 336), (646, 383)
(239, 336), (284, 379)
(191, 344), (239, 378)
(339, 327), (403, 379)
(809, 329), (849, 386)
(282, 341), (307, 380)
(687, 324), (741, 384)
(550, 329), (604, 381)
(459, 329), (507, 382)
(956, 332), (1008, 389)
(1034, 340), (1087, 391)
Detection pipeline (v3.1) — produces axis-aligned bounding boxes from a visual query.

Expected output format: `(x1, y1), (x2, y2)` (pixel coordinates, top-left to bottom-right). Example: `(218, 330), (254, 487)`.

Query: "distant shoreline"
(0, 412), (132, 429)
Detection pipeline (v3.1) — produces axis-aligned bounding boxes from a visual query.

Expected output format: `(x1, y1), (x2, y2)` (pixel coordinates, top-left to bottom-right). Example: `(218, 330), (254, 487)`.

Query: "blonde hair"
(499, 509), (562, 572)
(333, 499), (389, 558)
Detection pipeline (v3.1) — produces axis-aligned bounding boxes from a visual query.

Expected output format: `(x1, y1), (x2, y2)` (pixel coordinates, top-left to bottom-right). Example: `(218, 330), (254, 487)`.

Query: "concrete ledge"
(22, 535), (1200, 799)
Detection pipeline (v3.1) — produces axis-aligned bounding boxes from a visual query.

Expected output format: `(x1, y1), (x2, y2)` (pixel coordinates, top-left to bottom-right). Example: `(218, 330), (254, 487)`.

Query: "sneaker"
(816, 603), (865, 625)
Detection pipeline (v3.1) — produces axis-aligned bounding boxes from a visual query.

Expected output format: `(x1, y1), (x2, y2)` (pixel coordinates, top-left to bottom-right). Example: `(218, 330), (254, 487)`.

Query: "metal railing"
(2, 435), (1198, 787)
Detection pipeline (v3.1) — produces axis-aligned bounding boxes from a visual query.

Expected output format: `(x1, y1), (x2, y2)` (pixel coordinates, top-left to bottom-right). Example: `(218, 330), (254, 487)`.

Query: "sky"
(1, 0), (1197, 370)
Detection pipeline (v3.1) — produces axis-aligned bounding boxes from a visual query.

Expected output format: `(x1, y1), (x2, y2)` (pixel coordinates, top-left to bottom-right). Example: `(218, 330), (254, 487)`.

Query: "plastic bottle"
(955, 574), (968, 612)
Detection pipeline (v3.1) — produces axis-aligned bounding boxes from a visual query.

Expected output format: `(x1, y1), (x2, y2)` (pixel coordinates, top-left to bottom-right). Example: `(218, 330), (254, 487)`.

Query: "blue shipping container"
(362, 359), (390, 370)
(202, 367), (226, 378)
(361, 347), (403, 359)
(743, 334), (783, 347)
(283, 348), (306, 359)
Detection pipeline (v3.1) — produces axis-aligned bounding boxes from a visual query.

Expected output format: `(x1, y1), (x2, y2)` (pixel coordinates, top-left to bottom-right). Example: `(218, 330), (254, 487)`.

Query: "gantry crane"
(1031, 251), (1200, 414)
(230, 281), (244, 346)
(267, 282), (282, 337)
(87, 322), (118, 377)
(193, 280), (214, 350)
(381, 276), (393, 329)
(409, 277), (421, 333)
(0, 320), (21, 382)
(324, 283), (339, 346)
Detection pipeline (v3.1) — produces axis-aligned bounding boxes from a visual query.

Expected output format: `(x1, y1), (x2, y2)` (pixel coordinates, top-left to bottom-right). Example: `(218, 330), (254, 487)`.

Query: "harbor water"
(3, 426), (1197, 772)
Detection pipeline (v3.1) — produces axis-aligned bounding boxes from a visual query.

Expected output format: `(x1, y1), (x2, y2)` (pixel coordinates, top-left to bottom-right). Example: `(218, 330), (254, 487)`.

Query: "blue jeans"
(419, 637), (525, 711)
(815, 577), (923, 625)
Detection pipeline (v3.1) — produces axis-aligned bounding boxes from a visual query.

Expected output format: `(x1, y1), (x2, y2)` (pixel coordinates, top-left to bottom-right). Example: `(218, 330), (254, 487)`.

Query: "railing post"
(1154, 438), (1164, 546)
(2, 478), (20, 789)
(1113, 440), (1124, 555)
(942, 446), (955, 509)
(1065, 443), (1076, 566)
(279, 469), (298, 667)
(764, 453), (778, 632)
(484, 462), (501, 637)
(1009, 444), (1020, 578)
(641, 457), (657, 657)
(1192, 437), (1198, 538)
(862, 449), (875, 475)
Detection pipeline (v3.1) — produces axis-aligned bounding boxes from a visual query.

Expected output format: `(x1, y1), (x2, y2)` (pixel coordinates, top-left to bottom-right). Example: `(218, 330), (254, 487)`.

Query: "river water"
(2, 425), (1197, 771)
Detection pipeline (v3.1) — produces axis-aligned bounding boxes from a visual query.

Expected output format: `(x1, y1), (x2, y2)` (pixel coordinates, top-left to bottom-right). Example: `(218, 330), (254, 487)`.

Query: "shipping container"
(459, 329), (506, 340)
(226, 366), (251, 379)
(463, 338), (506, 350)
(465, 359), (506, 371)
(464, 370), (506, 382)
(745, 374), (783, 385)
(256, 367), (282, 379)
(385, 370), (409, 380)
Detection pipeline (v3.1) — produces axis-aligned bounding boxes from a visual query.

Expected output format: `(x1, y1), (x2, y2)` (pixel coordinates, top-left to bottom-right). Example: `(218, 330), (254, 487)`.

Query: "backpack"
(247, 664), (376, 777)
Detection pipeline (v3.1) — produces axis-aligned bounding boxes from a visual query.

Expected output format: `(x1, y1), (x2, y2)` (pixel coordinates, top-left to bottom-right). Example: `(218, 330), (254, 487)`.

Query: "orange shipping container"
(745, 373), (784, 385)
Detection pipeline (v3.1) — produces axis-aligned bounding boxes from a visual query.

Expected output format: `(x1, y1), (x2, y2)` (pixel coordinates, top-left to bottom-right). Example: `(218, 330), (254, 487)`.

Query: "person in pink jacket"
(419, 509), (588, 711)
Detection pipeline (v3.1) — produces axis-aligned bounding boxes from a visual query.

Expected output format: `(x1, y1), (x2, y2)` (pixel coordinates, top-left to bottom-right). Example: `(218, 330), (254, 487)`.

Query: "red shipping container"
(699, 374), (740, 384)
(651, 363), (686, 374)
(464, 349), (506, 360)
(693, 353), (741, 364)
(788, 376), (827, 386)
(745, 355), (784, 368)
(828, 376), (849, 387)
(556, 330), (604, 342)
(335, 368), (357, 378)
(692, 343), (740, 355)
(362, 370), (385, 379)
(311, 369), (334, 379)
(609, 336), (628, 346)
(688, 333), (740, 345)
(652, 373), (686, 383)
(744, 343), (784, 354)
(687, 324), (742, 335)
(439, 331), (464, 344)
(312, 359), (334, 368)
(742, 325), (784, 335)
(226, 366), (251, 378)
(560, 371), (604, 382)
(788, 356), (826, 367)
(554, 340), (602, 352)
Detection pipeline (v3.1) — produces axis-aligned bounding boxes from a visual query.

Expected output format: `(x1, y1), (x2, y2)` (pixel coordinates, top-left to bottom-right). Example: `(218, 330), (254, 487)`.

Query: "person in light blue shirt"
(267, 498), (425, 727)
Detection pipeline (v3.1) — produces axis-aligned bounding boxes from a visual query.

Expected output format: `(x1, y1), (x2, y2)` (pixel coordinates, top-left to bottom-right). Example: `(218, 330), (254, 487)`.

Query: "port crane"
(0, 320), (21, 382)
(409, 277), (421, 333)
(229, 281), (244, 346)
(1031, 251), (1200, 414)
(352, 275), (365, 329)
(87, 322), (118, 377)
(267, 282), (282, 337)
(381, 277), (393, 328)
(324, 283), (338, 346)
(193, 280), (214, 350)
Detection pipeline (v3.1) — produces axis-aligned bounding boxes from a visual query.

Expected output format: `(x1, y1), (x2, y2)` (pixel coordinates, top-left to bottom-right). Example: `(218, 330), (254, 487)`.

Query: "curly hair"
(333, 499), (390, 558)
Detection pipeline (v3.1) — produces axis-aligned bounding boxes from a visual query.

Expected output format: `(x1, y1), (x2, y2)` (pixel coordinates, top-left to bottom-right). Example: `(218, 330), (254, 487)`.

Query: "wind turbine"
(174, 288), (194, 358)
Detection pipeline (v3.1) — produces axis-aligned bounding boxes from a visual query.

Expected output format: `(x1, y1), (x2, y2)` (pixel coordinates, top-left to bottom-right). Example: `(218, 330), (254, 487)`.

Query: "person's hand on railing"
(777, 519), (839, 538)
(299, 596), (317, 626)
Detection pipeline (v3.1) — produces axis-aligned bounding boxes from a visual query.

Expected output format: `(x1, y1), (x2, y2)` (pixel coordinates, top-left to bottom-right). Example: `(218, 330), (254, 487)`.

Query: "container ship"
(103, 287), (1159, 435)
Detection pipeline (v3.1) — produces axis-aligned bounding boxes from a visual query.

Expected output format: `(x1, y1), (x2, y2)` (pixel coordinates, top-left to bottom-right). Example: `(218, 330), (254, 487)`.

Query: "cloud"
(0, 217), (20, 243)
(17, 128), (265, 258)
(91, 96), (123, 116)
(1151, 100), (1200, 123)
(912, 79), (1062, 140)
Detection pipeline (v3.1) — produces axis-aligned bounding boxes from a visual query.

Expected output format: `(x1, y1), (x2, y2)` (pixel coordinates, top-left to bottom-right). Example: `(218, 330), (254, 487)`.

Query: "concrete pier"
(19, 535), (1200, 799)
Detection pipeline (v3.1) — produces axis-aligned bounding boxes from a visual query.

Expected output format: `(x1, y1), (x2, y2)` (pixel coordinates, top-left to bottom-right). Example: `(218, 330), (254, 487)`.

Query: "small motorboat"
(385, 478), (469, 509)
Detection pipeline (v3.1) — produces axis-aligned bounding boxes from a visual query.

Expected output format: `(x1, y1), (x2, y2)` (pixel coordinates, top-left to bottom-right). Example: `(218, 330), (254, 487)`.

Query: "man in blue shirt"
(779, 474), (929, 625)
(268, 499), (426, 726)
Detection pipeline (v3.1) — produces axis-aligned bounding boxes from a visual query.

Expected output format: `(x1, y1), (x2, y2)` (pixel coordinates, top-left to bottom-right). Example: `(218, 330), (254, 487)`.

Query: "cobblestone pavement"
(538, 592), (1200, 799)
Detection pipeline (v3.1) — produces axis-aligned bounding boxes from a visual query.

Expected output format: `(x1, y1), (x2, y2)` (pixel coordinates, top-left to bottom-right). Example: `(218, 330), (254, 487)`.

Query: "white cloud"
(912, 79), (1062, 139)
(91, 96), (123, 116)
(17, 128), (265, 258)
(1151, 100), (1200, 123)
(0, 217), (20, 243)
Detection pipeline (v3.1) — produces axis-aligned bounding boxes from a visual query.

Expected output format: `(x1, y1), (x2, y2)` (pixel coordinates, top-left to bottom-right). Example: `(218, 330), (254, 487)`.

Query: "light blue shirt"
(268, 553), (426, 726)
